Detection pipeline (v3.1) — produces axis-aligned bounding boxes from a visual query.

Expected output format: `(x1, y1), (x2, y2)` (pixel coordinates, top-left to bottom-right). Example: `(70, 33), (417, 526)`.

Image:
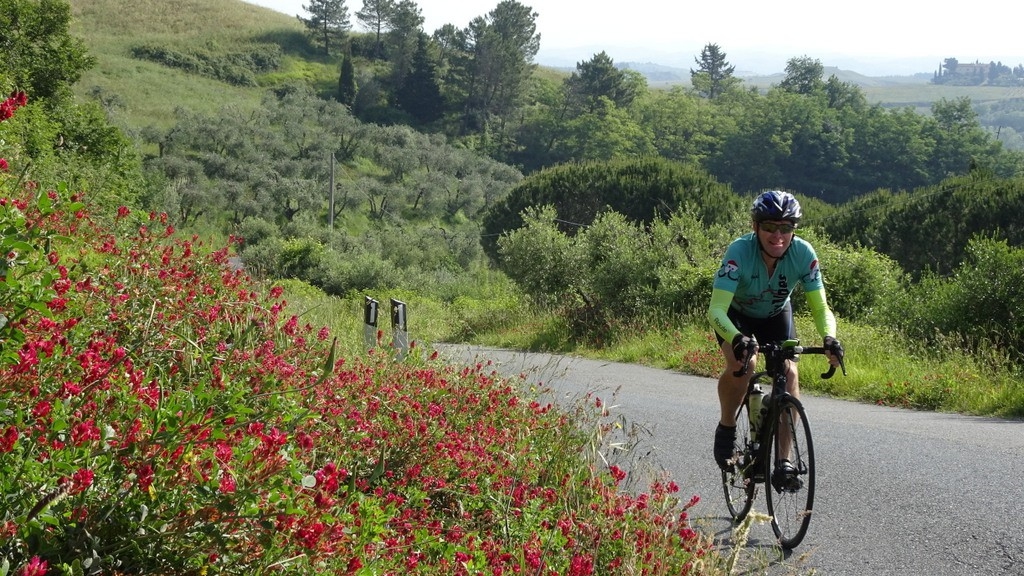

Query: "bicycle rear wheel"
(722, 374), (768, 521)
(764, 395), (815, 549)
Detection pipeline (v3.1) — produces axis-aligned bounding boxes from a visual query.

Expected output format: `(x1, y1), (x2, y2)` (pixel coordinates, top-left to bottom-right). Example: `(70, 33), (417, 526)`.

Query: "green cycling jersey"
(708, 232), (836, 342)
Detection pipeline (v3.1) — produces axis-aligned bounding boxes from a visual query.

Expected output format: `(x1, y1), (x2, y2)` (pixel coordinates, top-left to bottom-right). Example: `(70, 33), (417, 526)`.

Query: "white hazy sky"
(243, 0), (1024, 76)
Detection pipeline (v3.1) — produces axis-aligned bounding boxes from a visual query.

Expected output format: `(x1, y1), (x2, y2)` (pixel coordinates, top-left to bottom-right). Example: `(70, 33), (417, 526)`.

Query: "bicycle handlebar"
(732, 341), (847, 379)
(800, 346), (847, 379)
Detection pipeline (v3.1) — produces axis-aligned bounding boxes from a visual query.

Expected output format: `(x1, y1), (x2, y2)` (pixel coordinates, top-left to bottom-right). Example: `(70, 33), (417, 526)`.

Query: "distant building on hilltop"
(933, 58), (1023, 86)
(953, 61), (990, 76)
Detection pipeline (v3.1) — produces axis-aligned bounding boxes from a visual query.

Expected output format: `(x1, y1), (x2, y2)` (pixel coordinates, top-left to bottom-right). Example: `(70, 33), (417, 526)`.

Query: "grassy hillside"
(69, 0), (322, 130)
(70, 0), (1024, 136)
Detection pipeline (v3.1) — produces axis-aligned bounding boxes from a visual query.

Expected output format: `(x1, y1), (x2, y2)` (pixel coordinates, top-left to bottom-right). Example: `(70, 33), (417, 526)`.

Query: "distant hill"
(614, 62), (932, 90)
(66, 0), (1023, 151)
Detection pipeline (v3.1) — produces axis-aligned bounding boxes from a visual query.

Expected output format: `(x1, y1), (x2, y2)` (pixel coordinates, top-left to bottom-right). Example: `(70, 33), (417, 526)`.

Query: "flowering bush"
(0, 91), (28, 122)
(0, 91), (28, 177)
(0, 182), (719, 574)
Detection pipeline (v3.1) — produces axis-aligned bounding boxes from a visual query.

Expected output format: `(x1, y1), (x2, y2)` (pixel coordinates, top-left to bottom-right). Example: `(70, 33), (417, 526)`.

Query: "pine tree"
(300, 0), (351, 56)
(690, 43), (738, 99)
(338, 52), (357, 106)
(355, 0), (396, 59)
(395, 34), (444, 124)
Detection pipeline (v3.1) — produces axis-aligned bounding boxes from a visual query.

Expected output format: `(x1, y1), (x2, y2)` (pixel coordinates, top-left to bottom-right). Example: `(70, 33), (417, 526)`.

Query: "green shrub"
(797, 228), (910, 323)
(129, 43), (281, 87)
(497, 205), (585, 306)
(316, 251), (401, 296)
(650, 210), (739, 316)
(886, 236), (1024, 360)
(236, 216), (280, 249)
(578, 211), (663, 316)
(482, 157), (742, 261)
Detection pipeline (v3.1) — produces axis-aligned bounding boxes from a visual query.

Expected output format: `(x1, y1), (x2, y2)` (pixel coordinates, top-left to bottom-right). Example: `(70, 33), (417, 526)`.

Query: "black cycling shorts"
(715, 301), (795, 346)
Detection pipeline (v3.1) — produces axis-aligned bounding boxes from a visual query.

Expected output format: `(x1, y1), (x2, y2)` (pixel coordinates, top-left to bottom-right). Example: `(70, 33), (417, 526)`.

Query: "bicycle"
(721, 337), (846, 549)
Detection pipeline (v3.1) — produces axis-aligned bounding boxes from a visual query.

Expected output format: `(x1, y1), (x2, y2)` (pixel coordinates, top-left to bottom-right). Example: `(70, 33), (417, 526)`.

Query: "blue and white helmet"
(751, 190), (802, 223)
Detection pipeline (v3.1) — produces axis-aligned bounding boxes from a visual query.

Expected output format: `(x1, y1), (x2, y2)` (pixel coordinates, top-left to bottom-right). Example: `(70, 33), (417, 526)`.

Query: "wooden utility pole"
(329, 153), (335, 230)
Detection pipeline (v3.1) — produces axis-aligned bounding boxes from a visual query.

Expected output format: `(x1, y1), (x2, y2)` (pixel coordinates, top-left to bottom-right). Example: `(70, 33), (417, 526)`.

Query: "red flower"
(70, 468), (95, 494)
(19, 556), (48, 576)
(31, 401), (52, 419)
(568, 554), (595, 576)
(137, 464), (155, 490)
(0, 426), (18, 453)
(71, 420), (100, 446)
(219, 472), (237, 494)
(609, 465), (627, 483)
(0, 158), (8, 172)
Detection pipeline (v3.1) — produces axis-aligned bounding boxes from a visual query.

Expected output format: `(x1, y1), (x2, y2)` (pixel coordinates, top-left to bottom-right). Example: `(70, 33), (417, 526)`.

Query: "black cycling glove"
(823, 336), (844, 360)
(732, 334), (754, 363)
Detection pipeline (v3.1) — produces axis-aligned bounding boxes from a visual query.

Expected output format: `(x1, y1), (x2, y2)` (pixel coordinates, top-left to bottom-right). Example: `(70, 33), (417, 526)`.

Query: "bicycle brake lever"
(820, 357), (847, 379)
(731, 340), (756, 377)
(732, 356), (750, 377)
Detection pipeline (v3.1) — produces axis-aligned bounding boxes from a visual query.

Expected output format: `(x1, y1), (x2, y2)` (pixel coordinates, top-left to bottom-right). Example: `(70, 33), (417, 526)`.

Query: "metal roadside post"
(390, 298), (408, 360)
(363, 296), (379, 351)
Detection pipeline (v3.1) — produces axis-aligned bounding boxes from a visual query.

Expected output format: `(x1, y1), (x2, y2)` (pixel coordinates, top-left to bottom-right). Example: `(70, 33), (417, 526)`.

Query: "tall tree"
(395, 34), (444, 124)
(337, 51), (357, 106)
(927, 96), (1002, 177)
(384, 0), (425, 89)
(457, 0), (540, 139)
(942, 57), (959, 77)
(690, 43), (738, 99)
(932, 96), (978, 135)
(638, 87), (732, 165)
(0, 0), (95, 100)
(300, 0), (351, 56)
(564, 51), (641, 113)
(824, 75), (866, 110)
(778, 56), (825, 95)
(355, 0), (396, 59)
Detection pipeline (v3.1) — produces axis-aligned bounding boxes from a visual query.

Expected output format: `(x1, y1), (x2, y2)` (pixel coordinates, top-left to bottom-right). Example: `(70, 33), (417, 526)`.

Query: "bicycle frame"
(723, 337), (846, 549)
(750, 340), (834, 466)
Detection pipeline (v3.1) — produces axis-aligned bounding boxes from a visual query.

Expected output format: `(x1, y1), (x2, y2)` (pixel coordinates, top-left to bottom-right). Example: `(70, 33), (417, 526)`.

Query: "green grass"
(69, 0), (331, 131)
(859, 83), (1024, 106)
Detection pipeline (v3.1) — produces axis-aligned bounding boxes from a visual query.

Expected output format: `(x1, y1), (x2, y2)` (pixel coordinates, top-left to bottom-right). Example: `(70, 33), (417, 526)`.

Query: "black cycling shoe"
(771, 459), (803, 492)
(713, 424), (737, 471)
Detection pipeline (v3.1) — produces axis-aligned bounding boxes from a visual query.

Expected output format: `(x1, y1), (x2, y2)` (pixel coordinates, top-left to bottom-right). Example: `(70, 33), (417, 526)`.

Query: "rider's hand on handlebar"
(732, 334), (755, 364)
(823, 336), (844, 366)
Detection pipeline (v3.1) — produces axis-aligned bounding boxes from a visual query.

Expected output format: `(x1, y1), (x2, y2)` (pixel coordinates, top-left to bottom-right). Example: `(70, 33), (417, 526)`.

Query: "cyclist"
(708, 190), (844, 490)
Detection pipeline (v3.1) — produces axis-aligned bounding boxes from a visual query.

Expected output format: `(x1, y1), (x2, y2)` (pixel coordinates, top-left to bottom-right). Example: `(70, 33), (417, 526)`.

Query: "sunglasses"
(759, 222), (796, 234)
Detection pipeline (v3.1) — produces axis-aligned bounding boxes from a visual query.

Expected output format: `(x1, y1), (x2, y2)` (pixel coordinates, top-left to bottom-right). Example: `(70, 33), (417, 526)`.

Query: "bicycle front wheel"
(722, 374), (768, 521)
(764, 395), (815, 549)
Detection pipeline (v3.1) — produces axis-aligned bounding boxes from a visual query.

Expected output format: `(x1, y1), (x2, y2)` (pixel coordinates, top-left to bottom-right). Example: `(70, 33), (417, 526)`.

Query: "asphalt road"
(435, 344), (1024, 575)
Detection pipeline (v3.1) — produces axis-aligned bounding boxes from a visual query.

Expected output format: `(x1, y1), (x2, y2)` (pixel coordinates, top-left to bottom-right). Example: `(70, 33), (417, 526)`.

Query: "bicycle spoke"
(765, 398), (815, 549)
(723, 374), (770, 521)
(722, 384), (756, 520)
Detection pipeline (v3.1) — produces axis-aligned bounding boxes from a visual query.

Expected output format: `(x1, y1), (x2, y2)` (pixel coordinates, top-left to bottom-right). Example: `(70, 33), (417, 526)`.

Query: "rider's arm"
(805, 288), (837, 338)
(708, 288), (741, 343)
